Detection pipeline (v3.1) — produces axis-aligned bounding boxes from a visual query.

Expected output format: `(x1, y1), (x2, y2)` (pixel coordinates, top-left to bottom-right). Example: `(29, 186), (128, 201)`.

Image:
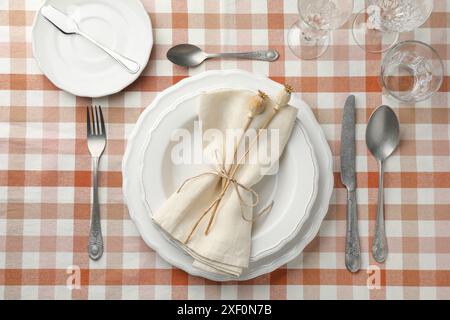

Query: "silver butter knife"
(40, 5), (140, 74)
(340, 95), (361, 273)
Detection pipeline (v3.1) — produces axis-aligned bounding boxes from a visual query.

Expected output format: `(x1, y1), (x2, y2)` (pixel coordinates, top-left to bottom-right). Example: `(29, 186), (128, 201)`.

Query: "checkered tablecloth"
(1, 0), (449, 300)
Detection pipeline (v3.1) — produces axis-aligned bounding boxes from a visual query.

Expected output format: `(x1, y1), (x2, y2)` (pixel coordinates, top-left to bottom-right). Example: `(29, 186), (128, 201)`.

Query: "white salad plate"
(32, 0), (152, 97)
(122, 70), (333, 281)
(138, 88), (319, 262)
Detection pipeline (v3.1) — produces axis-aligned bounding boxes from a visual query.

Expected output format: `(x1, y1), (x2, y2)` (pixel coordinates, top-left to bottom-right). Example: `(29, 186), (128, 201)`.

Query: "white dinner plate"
(138, 88), (319, 261)
(32, 0), (152, 97)
(122, 70), (333, 281)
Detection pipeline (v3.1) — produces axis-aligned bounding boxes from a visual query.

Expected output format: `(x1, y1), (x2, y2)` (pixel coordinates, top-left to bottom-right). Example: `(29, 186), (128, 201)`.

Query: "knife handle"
(345, 189), (361, 272)
(78, 31), (140, 74)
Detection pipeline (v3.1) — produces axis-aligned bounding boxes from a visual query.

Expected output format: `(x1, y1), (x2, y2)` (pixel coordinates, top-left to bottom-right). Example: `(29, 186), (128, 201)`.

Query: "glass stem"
(296, 17), (329, 46)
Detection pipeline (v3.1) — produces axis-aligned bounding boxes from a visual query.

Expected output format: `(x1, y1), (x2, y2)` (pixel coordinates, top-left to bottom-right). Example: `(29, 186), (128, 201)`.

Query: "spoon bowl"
(366, 104), (400, 263)
(167, 44), (207, 67)
(366, 105), (400, 161)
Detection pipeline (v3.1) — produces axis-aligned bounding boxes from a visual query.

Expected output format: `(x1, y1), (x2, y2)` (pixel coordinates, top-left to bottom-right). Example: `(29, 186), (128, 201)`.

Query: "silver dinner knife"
(340, 95), (361, 273)
(40, 5), (140, 74)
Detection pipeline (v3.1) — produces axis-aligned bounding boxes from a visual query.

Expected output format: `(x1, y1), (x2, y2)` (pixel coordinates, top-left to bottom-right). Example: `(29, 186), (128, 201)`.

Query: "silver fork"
(86, 105), (106, 260)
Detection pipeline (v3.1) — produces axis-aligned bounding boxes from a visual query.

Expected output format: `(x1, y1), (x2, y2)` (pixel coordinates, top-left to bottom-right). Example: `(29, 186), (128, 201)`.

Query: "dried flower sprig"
(273, 84), (293, 110)
(232, 84), (293, 169)
(182, 91), (269, 242)
(248, 90), (268, 117)
(232, 90), (267, 168)
(209, 85), (293, 231)
(181, 85), (294, 243)
(206, 90), (268, 235)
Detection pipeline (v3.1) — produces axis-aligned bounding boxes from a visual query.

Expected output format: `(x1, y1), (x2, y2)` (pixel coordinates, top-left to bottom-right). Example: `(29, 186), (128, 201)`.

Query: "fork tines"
(86, 105), (106, 136)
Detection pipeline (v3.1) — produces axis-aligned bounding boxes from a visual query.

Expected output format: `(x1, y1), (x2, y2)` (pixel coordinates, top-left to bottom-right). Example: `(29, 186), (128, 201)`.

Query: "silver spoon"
(167, 44), (279, 67)
(366, 105), (400, 263)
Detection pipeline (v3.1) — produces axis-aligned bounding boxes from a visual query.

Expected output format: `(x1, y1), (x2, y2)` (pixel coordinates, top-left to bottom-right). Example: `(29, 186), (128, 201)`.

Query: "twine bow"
(177, 151), (273, 244)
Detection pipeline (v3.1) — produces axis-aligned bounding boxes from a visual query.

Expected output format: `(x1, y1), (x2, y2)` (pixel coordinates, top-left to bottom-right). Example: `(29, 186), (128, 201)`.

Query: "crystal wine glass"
(287, 0), (354, 60)
(352, 0), (434, 53)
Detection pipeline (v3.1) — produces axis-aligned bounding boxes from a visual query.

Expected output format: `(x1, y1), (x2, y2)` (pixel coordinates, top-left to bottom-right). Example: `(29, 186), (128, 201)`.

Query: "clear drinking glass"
(352, 0), (433, 53)
(287, 0), (354, 60)
(381, 41), (444, 102)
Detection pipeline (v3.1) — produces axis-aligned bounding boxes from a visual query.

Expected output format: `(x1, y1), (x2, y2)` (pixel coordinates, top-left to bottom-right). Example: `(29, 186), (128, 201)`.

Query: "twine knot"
(177, 151), (273, 244)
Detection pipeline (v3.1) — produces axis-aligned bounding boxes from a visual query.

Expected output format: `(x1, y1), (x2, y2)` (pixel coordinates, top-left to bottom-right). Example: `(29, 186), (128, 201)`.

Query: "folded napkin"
(152, 89), (298, 276)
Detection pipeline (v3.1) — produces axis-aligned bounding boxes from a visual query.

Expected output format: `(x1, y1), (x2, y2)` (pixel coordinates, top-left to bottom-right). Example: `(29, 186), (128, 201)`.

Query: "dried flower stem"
(228, 90), (267, 174)
(205, 85), (292, 233)
(229, 84), (292, 179)
(204, 90), (267, 235)
(182, 85), (293, 243)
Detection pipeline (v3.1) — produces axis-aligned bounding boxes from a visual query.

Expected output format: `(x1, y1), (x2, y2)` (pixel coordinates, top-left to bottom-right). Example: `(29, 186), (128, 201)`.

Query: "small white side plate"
(32, 0), (152, 97)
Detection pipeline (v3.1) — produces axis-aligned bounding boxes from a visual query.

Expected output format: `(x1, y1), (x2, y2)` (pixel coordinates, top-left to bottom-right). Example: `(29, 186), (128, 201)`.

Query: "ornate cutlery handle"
(208, 50), (279, 62)
(373, 160), (388, 262)
(345, 189), (361, 272)
(79, 31), (140, 74)
(88, 157), (103, 260)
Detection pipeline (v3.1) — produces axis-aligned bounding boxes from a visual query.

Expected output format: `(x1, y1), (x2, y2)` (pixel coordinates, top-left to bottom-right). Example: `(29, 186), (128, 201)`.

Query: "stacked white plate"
(122, 70), (333, 281)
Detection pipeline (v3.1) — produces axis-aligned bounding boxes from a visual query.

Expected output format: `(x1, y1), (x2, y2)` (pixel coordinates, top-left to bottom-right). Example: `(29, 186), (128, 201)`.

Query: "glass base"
(287, 19), (329, 60)
(352, 8), (399, 53)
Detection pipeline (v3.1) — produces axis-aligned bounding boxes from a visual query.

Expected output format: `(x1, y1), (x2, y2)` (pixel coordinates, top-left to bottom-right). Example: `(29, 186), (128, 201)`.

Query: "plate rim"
(31, 0), (153, 98)
(137, 86), (319, 261)
(122, 69), (334, 281)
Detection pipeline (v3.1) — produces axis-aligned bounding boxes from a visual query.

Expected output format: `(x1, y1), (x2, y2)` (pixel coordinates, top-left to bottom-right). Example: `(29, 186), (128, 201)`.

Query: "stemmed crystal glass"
(287, 0), (354, 60)
(352, 0), (434, 53)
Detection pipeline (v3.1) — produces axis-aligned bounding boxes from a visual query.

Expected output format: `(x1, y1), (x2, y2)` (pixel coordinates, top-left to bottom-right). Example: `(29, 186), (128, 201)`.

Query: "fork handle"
(88, 157), (103, 260)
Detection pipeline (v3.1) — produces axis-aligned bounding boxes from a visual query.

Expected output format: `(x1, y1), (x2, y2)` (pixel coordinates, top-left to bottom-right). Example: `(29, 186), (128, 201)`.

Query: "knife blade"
(340, 95), (361, 273)
(40, 5), (79, 35)
(340, 95), (356, 190)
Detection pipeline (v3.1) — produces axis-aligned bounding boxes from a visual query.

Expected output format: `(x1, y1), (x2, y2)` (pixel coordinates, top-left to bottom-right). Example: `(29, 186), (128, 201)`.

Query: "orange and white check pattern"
(0, 0), (449, 299)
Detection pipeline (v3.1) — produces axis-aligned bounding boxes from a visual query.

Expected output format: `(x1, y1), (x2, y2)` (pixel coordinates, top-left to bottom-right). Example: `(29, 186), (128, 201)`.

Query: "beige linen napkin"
(152, 89), (298, 276)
